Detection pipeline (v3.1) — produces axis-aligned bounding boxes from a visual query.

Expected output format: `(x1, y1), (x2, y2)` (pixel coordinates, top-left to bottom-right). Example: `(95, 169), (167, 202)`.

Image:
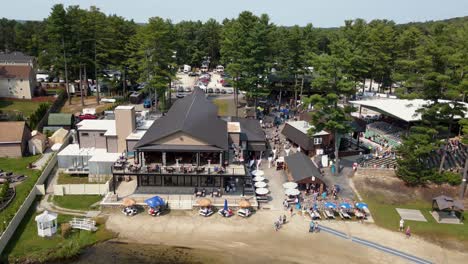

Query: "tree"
(396, 126), (439, 185)
(303, 93), (354, 175)
(128, 17), (176, 111)
(459, 119), (468, 199)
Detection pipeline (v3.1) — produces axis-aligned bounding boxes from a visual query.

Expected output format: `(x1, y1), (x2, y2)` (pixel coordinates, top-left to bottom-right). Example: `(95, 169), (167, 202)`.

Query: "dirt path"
(104, 209), (465, 264)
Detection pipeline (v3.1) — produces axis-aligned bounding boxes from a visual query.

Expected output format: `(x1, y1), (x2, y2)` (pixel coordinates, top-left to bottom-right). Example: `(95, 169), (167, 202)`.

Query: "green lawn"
(57, 172), (95, 184)
(363, 192), (468, 247)
(0, 99), (42, 117)
(53, 195), (103, 211)
(212, 99), (229, 116)
(1, 201), (114, 263)
(0, 155), (41, 230)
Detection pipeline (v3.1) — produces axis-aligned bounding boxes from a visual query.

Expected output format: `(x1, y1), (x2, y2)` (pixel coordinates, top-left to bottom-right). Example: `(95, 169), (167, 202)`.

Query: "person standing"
(283, 214), (287, 224)
(290, 206), (293, 217)
(405, 226), (411, 238)
(399, 218), (405, 231)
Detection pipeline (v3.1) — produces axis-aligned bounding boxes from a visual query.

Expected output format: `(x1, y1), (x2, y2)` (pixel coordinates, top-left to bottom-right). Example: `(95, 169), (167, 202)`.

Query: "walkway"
(32, 149), (54, 170)
(37, 194), (101, 218)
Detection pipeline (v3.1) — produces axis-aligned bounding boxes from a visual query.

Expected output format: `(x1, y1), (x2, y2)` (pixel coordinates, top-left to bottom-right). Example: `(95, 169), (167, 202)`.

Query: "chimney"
(115, 105), (136, 153)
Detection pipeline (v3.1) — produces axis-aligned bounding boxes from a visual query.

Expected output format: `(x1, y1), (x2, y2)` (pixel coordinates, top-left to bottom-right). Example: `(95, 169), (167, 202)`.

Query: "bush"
(0, 182), (9, 200)
(61, 223), (71, 238)
(28, 102), (50, 129)
(442, 171), (462, 186)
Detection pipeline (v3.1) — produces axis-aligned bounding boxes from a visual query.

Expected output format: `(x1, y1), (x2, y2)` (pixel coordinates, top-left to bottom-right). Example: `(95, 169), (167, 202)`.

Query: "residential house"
(281, 120), (331, 156)
(0, 52), (36, 99)
(0, 121), (31, 157)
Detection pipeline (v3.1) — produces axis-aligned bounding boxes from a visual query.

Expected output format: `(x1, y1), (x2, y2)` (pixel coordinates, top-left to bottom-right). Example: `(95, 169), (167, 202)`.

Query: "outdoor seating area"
(364, 121), (404, 148)
(0, 170), (28, 184)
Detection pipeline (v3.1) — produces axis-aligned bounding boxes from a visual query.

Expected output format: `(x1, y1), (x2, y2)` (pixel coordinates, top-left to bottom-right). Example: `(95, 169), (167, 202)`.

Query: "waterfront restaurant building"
(111, 88), (249, 196)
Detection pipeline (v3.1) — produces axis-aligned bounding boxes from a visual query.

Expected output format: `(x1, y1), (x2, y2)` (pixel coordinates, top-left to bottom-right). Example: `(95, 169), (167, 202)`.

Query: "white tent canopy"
(285, 188), (300, 196)
(283, 182), (298, 189)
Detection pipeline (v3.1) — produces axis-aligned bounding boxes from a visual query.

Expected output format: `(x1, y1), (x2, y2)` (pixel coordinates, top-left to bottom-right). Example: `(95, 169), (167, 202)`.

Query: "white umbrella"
(282, 182), (298, 189)
(255, 188), (269, 195)
(253, 176), (265, 182)
(285, 188), (300, 196)
(254, 181), (267, 188)
(251, 170), (264, 176)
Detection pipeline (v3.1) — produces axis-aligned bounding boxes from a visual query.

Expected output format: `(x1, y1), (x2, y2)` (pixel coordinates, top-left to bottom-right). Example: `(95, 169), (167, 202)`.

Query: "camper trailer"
(183, 64), (191, 74)
(216, 65), (224, 73)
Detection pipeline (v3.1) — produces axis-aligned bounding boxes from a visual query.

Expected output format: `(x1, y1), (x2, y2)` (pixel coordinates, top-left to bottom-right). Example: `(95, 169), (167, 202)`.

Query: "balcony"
(112, 161), (246, 176)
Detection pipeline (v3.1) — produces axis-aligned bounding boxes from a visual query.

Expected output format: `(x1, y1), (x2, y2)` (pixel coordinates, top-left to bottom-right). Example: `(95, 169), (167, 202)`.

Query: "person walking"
(405, 226), (411, 238)
(290, 207), (293, 217)
(399, 218), (404, 231)
(283, 214), (287, 224)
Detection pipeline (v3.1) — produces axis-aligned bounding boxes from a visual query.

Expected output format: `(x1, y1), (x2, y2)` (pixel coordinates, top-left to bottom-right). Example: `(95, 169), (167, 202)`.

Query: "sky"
(2, 0), (468, 27)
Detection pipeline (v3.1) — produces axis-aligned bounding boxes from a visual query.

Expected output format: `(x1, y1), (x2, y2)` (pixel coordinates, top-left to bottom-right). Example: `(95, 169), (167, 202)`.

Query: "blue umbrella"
(324, 202), (337, 209)
(313, 203), (318, 210)
(355, 202), (368, 209)
(340, 202), (352, 209)
(223, 199), (228, 211)
(145, 196), (165, 208)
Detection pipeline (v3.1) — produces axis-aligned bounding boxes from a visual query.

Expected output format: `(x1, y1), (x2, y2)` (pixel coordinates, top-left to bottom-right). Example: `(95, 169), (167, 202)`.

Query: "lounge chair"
(324, 209), (335, 219)
(339, 209), (351, 220)
(199, 208), (214, 217)
(218, 209), (233, 217)
(237, 208), (251, 218)
(309, 210), (321, 220)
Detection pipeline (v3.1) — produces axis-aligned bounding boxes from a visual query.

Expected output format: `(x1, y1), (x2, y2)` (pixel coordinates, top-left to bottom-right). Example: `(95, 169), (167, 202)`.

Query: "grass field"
(0, 99), (42, 117)
(354, 172), (468, 250)
(212, 99), (229, 116)
(53, 195), (103, 211)
(1, 201), (114, 263)
(363, 192), (468, 247)
(60, 96), (112, 114)
(0, 155), (41, 230)
(56, 172), (103, 184)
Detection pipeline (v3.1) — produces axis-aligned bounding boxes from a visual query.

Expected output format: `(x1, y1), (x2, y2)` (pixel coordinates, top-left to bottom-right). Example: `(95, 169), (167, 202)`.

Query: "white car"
(226, 88), (234, 94)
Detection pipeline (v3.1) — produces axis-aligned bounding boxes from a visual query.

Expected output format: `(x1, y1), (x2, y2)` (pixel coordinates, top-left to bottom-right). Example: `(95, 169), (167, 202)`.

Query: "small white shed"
(35, 210), (58, 237)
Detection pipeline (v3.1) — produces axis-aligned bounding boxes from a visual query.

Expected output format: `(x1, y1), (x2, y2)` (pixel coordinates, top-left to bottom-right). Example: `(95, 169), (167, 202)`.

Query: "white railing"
(69, 217), (97, 231)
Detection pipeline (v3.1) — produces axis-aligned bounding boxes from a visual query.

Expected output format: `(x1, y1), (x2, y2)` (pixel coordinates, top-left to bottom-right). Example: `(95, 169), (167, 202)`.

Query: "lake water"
(64, 241), (237, 264)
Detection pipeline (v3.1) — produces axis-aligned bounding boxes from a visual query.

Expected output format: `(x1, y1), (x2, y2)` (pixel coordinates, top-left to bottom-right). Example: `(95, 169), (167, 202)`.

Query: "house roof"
(76, 119), (115, 132)
(350, 99), (468, 122)
(135, 88), (228, 150)
(231, 117), (266, 142)
(432, 195), (464, 211)
(48, 113), (73, 126)
(0, 121), (28, 143)
(284, 152), (328, 185)
(0, 52), (34, 63)
(281, 122), (325, 151)
(0, 65), (31, 79)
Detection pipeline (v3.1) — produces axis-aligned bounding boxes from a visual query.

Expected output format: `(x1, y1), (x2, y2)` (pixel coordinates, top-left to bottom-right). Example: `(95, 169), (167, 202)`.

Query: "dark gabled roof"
(432, 195), (464, 211)
(48, 113), (73, 126)
(135, 88), (228, 150)
(281, 123), (314, 151)
(284, 152), (328, 184)
(231, 117), (265, 142)
(0, 52), (34, 63)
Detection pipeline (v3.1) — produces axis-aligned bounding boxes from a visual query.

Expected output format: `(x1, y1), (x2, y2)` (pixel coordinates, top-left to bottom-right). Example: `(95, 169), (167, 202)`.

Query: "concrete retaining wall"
(54, 182), (109, 196)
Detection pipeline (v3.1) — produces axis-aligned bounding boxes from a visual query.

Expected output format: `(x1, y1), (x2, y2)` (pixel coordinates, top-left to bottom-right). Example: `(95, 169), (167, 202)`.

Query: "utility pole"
(84, 64), (88, 97)
(62, 36), (71, 105)
(122, 66), (127, 98)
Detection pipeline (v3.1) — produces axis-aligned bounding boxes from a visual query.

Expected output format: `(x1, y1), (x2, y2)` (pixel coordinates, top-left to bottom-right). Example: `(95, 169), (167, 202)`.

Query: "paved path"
(37, 194), (101, 218)
(32, 149), (54, 170)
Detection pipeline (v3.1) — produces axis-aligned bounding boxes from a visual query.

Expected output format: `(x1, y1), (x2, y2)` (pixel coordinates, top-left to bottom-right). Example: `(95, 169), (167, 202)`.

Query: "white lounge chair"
(237, 208), (251, 218)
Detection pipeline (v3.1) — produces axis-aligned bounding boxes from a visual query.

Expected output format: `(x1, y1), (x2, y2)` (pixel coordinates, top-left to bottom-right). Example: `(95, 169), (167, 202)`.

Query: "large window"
(313, 137), (323, 145)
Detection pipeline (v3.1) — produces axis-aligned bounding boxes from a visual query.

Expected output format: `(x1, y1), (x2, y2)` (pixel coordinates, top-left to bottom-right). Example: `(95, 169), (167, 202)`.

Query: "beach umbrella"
(355, 202), (368, 209)
(255, 188), (269, 195)
(144, 196), (165, 208)
(253, 176), (265, 182)
(224, 199), (228, 211)
(238, 199), (251, 208)
(324, 202), (337, 209)
(282, 182), (298, 189)
(122, 197), (136, 207)
(197, 198), (212, 207)
(284, 188), (300, 196)
(254, 181), (267, 188)
(251, 170), (264, 176)
(340, 202), (352, 209)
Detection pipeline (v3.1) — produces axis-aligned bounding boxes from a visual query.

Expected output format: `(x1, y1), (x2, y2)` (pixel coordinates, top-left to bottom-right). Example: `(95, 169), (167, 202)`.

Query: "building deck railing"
(112, 162), (246, 176)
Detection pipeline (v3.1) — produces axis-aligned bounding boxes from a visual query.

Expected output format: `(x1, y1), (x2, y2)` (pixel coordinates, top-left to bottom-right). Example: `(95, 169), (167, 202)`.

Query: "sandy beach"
(103, 209), (467, 264)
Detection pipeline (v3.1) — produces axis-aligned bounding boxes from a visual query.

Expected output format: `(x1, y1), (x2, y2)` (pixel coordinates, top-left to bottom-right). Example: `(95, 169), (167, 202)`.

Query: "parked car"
(221, 89), (227, 94)
(207, 88), (214, 93)
(214, 88), (220, 93)
(226, 88), (234, 94)
(188, 72), (198, 77)
(177, 87), (184, 93)
(78, 114), (98, 120)
(184, 87), (192, 92)
(176, 93), (185, 98)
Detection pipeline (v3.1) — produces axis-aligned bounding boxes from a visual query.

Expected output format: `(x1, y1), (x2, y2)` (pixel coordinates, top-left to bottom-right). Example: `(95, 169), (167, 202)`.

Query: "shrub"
(442, 171), (462, 186)
(61, 223), (71, 238)
(0, 182), (9, 200)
